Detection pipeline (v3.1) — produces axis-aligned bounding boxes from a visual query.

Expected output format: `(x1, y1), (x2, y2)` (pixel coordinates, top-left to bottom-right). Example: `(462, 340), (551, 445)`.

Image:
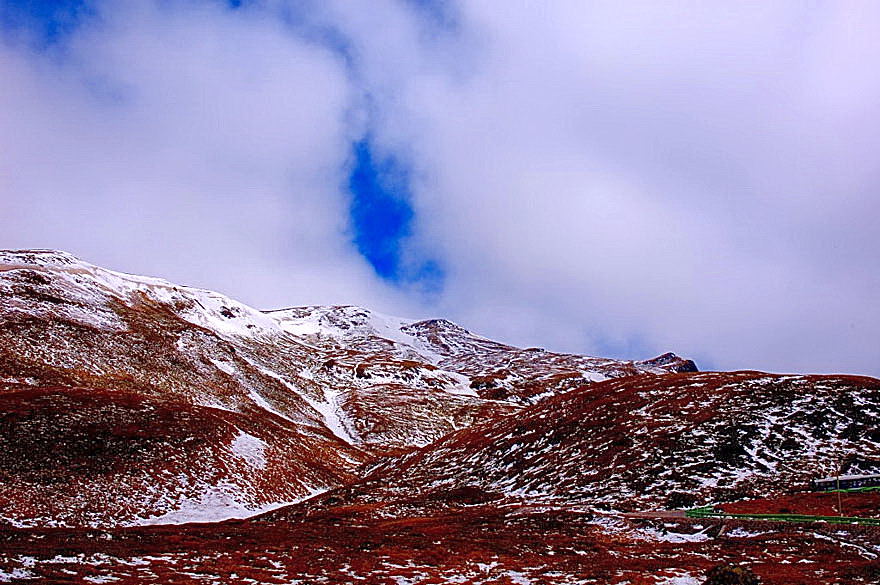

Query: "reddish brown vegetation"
(720, 491), (880, 518)
(1, 501), (878, 584)
(0, 384), (359, 526)
(353, 372), (880, 511)
(2, 252), (880, 583)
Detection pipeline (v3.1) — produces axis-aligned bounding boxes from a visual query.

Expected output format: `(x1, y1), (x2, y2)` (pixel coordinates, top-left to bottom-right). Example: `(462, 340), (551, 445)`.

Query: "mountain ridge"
(2, 249), (879, 583)
(0, 248), (693, 527)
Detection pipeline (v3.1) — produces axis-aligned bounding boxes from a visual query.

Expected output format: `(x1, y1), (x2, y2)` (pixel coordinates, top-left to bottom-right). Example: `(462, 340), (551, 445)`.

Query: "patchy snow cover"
(358, 372), (880, 512)
(0, 249), (282, 339)
(82, 576), (121, 584)
(210, 358), (237, 376)
(268, 305), (447, 364)
(632, 525), (711, 543)
(0, 249), (707, 532)
(725, 527), (771, 538)
(247, 360), (357, 444)
(304, 388), (357, 445)
(230, 431), (267, 469)
(139, 482), (327, 526)
(655, 574), (703, 585)
(0, 567), (37, 582)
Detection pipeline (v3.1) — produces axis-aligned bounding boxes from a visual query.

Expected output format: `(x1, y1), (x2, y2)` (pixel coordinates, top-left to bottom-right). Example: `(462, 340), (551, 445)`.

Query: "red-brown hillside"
(720, 491), (880, 518)
(0, 249), (690, 527)
(341, 371), (880, 512)
(0, 384), (358, 527)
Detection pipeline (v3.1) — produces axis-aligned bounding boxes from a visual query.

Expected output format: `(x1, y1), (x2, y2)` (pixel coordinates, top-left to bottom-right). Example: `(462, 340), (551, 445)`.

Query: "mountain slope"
(0, 384), (344, 527)
(0, 250), (372, 526)
(338, 371), (880, 512)
(2, 250), (879, 584)
(0, 249), (692, 527)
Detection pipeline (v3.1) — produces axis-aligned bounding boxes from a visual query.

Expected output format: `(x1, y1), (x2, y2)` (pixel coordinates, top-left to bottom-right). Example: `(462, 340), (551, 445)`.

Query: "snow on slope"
(348, 371), (880, 512)
(0, 250), (694, 433)
(0, 249), (282, 339)
(0, 385), (348, 528)
(263, 303), (697, 452)
(0, 251), (368, 527)
(0, 249), (696, 527)
(4, 250), (880, 584)
(267, 304), (696, 406)
(269, 305), (444, 363)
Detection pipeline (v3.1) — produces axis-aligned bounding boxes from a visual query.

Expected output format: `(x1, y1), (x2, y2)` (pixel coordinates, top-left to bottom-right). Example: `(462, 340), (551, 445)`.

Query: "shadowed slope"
(0, 385), (357, 527)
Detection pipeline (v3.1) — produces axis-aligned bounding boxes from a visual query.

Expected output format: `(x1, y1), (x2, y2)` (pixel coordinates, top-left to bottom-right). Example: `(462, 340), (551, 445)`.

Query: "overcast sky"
(1, 1), (878, 376)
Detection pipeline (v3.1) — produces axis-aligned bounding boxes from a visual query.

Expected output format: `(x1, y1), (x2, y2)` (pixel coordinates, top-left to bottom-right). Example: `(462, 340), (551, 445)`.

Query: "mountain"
(3, 249), (879, 584)
(0, 249), (690, 527)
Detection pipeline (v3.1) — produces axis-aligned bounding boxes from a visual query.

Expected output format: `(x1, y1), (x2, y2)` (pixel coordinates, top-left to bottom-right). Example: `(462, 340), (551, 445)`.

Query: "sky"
(1, 0), (879, 376)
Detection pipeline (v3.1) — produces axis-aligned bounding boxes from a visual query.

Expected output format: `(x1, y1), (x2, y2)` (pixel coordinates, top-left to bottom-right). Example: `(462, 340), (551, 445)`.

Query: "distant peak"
(636, 352), (698, 373)
(406, 318), (470, 333)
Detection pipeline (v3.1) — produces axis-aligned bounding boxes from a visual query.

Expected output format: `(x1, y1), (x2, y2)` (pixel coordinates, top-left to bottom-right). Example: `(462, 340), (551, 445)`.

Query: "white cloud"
(336, 1), (880, 374)
(0, 0), (410, 312)
(2, 1), (878, 375)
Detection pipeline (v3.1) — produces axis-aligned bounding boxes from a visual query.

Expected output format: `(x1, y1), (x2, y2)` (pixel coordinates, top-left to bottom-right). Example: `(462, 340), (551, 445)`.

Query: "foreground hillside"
(339, 371), (880, 513)
(2, 502), (879, 584)
(1, 249), (879, 583)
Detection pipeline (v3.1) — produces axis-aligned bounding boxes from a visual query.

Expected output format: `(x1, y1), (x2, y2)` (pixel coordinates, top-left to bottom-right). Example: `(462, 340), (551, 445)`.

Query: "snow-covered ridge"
(0, 249), (282, 339)
(268, 305), (418, 342)
(266, 305), (450, 364)
(1, 250), (695, 376)
(1, 248), (697, 421)
(1, 251), (469, 356)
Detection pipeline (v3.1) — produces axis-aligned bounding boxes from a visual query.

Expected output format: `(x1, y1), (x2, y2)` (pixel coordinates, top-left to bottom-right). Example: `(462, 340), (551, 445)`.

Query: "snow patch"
(302, 389), (356, 445)
(139, 482), (325, 526)
(656, 574), (703, 585)
(0, 568), (37, 582)
(245, 360), (356, 444)
(580, 371), (609, 383)
(83, 576), (121, 583)
(231, 431), (267, 469)
(442, 371), (479, 397)
(210, 358), (237, 376)
(269, 305), (447, 365)
(247, 388), (296, 423)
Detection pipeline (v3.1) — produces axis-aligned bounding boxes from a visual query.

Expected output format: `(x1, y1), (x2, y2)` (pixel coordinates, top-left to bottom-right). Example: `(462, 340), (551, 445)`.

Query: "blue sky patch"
(348, 139), (443, 291)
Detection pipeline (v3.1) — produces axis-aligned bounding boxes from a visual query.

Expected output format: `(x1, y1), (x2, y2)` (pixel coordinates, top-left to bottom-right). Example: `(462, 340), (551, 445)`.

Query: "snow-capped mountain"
(2, 250), (880, 584)
(0, 250), (691, 527)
